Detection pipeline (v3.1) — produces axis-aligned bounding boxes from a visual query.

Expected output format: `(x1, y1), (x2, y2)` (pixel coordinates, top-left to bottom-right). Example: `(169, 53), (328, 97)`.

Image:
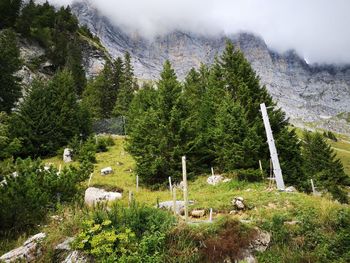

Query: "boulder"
(232, 197), (245, 210)
(63, 148), (73, 163)
(84, 187), (122, 206)
(0, 233), (46, 262)
(285, 186), (297, 193)
(158, 200), (194, 215)
(207, 175), (224, 185)
(249, 228), (271, 252)
(191, 209), (206, 218)
(63, 251), (89, 263)
(101, 167), (113, 175)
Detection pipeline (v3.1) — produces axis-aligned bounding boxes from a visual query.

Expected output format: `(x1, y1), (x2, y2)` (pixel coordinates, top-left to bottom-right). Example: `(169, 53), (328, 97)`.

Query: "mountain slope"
(71, 1), (350, 134)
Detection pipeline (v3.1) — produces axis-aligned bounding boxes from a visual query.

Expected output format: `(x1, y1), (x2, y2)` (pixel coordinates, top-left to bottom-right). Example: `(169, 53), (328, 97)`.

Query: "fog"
(47, 0), (350, 64)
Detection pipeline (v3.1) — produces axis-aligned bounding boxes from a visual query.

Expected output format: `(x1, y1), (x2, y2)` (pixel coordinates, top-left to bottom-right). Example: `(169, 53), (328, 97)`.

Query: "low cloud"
(47, 0), (350, 64)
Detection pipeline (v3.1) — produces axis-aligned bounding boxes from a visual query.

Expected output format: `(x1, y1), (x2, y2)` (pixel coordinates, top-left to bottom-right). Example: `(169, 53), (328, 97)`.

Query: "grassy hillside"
(2, 135), (350, 262)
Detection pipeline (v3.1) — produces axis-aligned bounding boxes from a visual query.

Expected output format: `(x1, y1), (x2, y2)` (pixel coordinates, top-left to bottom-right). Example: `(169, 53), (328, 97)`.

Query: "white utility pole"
(260, 103), (285, 190)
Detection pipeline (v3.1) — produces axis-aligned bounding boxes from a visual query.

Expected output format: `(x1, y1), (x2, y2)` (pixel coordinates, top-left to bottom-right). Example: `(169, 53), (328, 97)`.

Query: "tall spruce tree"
(113, 52), (138, 117)
(128, 61), (189, 185)
(302, 131), (350, 203)
(11, 70), (90, 156)
(0, 0), (22, 29)
(0, 29), (22, 113)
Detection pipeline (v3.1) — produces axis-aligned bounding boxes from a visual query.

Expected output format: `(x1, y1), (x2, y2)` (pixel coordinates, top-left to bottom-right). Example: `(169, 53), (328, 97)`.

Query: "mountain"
(71, 1), (350, 134)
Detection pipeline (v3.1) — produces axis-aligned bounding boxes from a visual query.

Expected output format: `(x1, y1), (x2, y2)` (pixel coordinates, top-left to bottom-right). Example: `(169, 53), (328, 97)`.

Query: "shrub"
(72, 203), (175, 262)
(0, 158), (91, 234)
(237, 169), (263, 182)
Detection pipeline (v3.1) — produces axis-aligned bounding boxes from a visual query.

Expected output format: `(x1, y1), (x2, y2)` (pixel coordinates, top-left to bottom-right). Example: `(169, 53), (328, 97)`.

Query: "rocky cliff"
(71, 1), (350, 134)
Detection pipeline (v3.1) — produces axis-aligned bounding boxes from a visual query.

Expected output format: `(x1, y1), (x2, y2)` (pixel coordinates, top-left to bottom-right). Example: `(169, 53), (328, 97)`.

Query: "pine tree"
(0, 112), (21, 159)
(11, 70), (90, 156)
(82, 63), (115, 118)
(113, 52), (138, 117)
(302, 131), (350, 203)
(0, 0), (22, 29)
(0, 29), (22, 113)
(127, 61), (189, 185)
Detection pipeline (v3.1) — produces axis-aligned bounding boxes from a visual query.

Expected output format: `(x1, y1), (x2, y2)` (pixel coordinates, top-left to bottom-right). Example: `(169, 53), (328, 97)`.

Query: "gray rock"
(207, 175), (224, 185)
(62, 251), (89, 263)
(0, 233), (46, 262)
(158, 200), (194, 215)
(63, 148), (73, 163)
(191, 209), (206, 218)
(285, 186), (297, 193)
(84, 187), (122, 206)
(100, 166), (113, 175)
(232, 197), (245, 210)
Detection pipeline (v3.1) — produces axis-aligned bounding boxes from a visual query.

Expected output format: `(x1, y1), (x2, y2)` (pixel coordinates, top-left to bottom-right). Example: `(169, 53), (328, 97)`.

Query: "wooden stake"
(168, 176), (173, 195)
(88, 173), (93, 187)
(310, 179), (316, 195)
(182, 156), (188, 223)
(129, 191), (133, 206)
(211, 167), (214, 176)
(136, 175), (139, 192)
(209, 208), (213, 222)
(173, 187), (177, 215)
(58, 164), (62, 174)
(259, 160), (263, 178)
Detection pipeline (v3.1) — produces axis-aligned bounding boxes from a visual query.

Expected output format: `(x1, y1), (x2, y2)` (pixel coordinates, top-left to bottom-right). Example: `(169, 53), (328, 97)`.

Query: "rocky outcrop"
(0, 233), (46, 262)
(72, 0), (350, 134)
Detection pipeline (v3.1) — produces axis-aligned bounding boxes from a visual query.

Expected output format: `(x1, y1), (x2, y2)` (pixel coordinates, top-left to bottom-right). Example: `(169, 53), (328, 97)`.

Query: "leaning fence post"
(209, 208), (213, 222)
(136, 175), (139, 192)
(168, 176), (173, 195)
(310, 179), (316, 195)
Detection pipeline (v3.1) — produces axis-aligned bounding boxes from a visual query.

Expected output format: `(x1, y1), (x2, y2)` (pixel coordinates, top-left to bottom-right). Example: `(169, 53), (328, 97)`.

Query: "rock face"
(72, 0), (350, 134)
(0, 233), (46, 262)
(84, 187), (122, 206)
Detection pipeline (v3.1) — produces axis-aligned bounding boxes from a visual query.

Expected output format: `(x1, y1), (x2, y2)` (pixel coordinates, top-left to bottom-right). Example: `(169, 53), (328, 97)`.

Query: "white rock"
(158, 200), (194, 215)
(84, 187), (122, 206)
(63, 148), (73, 163)
(191, 209), (206, 218)
(223, 178), (232, 183)
(101, 167), (113, 175)
(63, 250), (89, 263)
(232, 197), (245, 210)
(285, 186), (297, 193)
(207, 175), (224, 185)
(0, 233), (46, 262)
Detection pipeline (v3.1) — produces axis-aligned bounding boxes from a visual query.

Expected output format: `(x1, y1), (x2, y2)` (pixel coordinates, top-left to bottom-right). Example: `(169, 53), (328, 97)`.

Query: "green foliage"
(0, 29), (22, 113)
(323, 130), (338, 142)
(0, 158), (91, 234)
(113, 53), (138, 117)
(10, 70), (92, 157)
(0, 112), (21, 159)
(0, 0), (22, 29)
(302, 131), (349, 203)
(128, 41), (304, 187)
(73, 203), (175, 262)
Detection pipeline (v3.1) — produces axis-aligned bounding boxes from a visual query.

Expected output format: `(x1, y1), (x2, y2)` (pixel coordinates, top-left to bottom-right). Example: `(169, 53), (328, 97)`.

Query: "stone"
(191, 209), (206, 218)
(55, 237), (74, 252)
(63, 148), (73, 163)
(232, 197), (245, 210)
(207, 175), (224, 185)
(62, 251), (89, 263)
(285, 186), (297, 193)
(101, 167), (113, 175)
(84, 187), (122, 206)
(223, 178), (232, 183)
(249, 229), (271, 252)
(158, 200), (194, 215)
(0, 233), (46, 262)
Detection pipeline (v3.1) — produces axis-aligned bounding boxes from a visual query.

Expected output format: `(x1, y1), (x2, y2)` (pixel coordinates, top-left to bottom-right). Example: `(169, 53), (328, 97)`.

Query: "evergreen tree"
(113, 52), (138, 117)
(0, 29), (22, 113)
(82, 63), (115, 118)
(0, 0), (22, 29)
(302, 131), (350, 203)
(0, 112), (21, 159)
(11, 70), (90, 156)
(66, 37), (87, 96)
(128, 61), (189, 185)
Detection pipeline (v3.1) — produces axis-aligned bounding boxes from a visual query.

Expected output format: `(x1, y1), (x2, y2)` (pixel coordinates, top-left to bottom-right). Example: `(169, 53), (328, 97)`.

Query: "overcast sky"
(48, 0), (350, 64)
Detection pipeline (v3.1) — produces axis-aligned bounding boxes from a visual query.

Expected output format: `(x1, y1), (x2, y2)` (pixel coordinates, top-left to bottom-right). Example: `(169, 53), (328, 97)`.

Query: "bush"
(0, 158), (92, 234)
(237, 169), (263, 182)
(72, 202), (175, 262)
